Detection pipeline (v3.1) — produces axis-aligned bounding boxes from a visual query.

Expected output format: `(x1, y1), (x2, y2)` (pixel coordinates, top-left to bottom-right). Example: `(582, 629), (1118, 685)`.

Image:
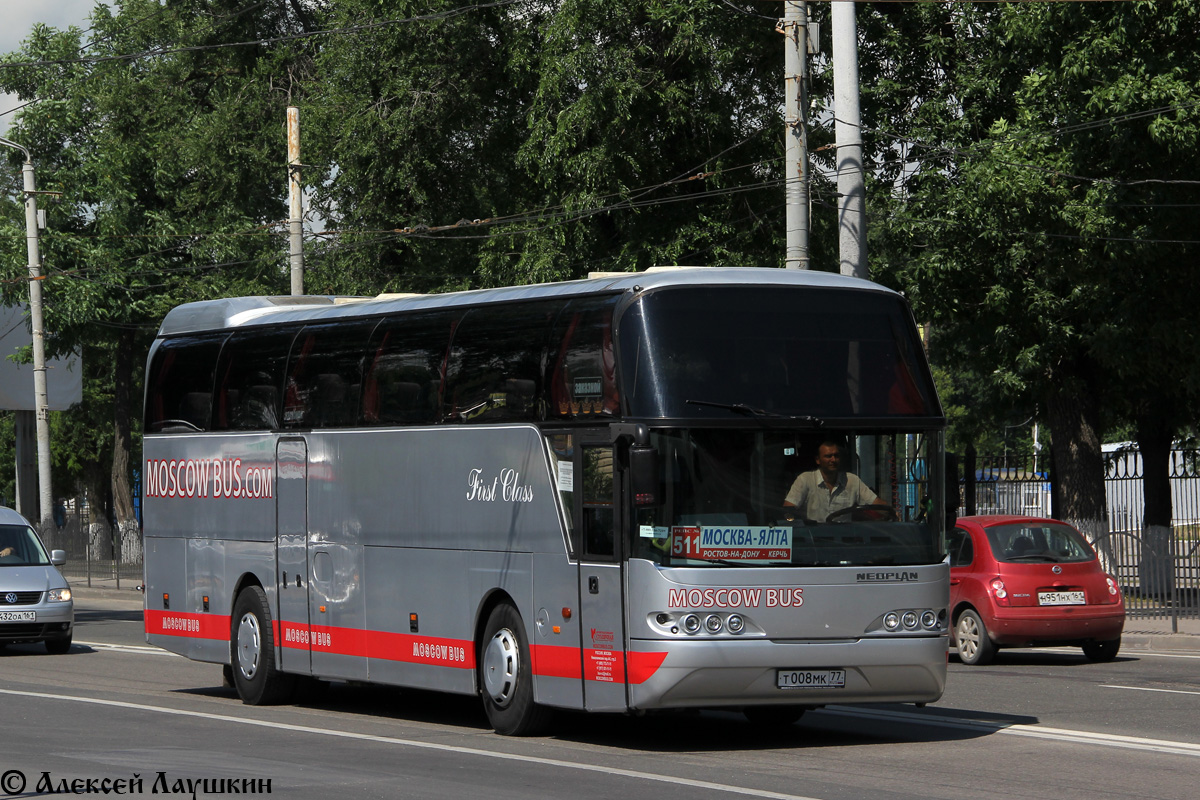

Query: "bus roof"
(155, 267), (899, 337)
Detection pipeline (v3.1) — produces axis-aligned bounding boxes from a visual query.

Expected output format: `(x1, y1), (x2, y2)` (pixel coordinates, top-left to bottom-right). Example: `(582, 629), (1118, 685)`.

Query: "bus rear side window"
(145, 335), (226, 433)
(212, 329), (297, 431)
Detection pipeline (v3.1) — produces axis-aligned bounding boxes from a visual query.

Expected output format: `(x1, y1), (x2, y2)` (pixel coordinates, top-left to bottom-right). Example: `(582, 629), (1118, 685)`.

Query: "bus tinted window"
(444, 301), (564, 423)
(361, 311), (459, 425)
(145, 334), (226, 433)
(618, 287), (938, 420)
(547, 294), (620, 420)
(283, 321), (374, 428)
(213, 328), (297, 431)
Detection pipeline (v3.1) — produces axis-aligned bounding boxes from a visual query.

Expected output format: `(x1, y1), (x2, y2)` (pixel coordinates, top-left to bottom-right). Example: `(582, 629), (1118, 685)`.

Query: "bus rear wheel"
(230, 586), (295, 705)
(479, 604), (551, 736)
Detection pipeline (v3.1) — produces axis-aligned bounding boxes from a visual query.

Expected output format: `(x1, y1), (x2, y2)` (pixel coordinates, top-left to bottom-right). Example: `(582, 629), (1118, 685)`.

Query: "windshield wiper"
(684, 399), (824, 426)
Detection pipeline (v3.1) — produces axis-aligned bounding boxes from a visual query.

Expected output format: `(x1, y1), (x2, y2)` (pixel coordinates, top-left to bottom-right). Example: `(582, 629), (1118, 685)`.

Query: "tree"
(866, 2), (1200, 546)
(302, 0), (820, 290)
(0, 0), (320, 540)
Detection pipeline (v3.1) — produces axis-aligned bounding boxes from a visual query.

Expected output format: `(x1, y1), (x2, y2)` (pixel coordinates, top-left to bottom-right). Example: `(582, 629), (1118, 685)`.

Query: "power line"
(0, 0), (525, 70)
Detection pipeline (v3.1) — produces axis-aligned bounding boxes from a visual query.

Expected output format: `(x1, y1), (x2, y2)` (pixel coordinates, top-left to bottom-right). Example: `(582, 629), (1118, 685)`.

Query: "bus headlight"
(682, 614), (702, 634)
(884, 612), (900, 631)
(921, 610), (938, 630)
(726, 614), (745, 634)
(901, 611), (919, 630)
(704, 614), (723, 634)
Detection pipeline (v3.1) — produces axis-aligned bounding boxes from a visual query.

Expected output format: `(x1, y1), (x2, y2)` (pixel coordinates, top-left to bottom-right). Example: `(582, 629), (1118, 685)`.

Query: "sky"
(1, 0), (97, 135)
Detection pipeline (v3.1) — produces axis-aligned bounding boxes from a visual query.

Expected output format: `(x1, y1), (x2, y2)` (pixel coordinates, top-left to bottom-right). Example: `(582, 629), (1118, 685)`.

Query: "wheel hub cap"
(482, 627), (519, 707)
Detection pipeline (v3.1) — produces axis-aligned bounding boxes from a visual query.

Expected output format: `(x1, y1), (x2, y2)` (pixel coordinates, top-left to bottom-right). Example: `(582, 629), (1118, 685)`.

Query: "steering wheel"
(825, 504), (899, 523)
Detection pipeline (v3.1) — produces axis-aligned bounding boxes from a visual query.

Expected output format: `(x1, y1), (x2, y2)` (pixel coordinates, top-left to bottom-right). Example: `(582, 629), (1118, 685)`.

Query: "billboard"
(0, 303), (82, 411)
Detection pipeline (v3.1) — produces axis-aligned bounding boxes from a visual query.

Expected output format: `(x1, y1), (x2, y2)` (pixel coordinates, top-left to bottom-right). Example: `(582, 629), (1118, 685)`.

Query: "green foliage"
(868, 1), (1200, 459)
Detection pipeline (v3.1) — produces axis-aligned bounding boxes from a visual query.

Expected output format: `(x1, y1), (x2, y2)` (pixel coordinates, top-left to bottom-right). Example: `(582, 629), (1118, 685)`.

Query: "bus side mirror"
(629, 445), (659, 506)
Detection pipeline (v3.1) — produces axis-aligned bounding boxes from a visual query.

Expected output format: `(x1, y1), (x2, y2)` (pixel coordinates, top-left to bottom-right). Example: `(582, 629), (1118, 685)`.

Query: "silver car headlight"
(48, 588), (72, 602)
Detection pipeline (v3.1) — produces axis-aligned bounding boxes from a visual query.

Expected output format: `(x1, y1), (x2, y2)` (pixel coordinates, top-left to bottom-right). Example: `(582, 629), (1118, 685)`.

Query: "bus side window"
(144, 334), (226, 433)
(212, 328), (297, 431)
(443, 301), (563, 423)
(582, 446), (615, 559)
(283, 321), (373, 429)
(361, 311), (458, 426)
(547, 295), (621, 420)
(547, 434), (575, 553)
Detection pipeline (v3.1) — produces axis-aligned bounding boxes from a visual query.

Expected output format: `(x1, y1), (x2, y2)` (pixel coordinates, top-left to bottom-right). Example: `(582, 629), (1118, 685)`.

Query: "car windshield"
(985, 522), (1096, 564)
(628, 428), (945, 568)
(0, 523), (52, 567)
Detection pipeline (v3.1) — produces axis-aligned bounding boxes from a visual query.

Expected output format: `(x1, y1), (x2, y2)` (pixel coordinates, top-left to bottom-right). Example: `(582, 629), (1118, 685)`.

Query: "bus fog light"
(727, 614), (745, 634)
(884, 612), (900, 631)
(921, 610), (938, 629)
(704, 614), (723, 634)
(902, 611), (918, 630)
(682, 614), (701, 634)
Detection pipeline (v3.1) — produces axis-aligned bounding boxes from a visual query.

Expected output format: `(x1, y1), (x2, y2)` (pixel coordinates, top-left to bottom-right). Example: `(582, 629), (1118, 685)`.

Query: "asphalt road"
(1, 592), (1197, 800)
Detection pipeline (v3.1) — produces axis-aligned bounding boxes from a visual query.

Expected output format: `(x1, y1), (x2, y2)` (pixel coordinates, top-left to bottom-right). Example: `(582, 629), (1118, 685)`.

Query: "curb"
(1122, 632), (1200, 654)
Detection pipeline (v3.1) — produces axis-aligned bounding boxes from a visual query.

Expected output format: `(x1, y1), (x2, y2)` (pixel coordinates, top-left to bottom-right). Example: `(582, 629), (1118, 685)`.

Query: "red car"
(948, 515), (1125, 665)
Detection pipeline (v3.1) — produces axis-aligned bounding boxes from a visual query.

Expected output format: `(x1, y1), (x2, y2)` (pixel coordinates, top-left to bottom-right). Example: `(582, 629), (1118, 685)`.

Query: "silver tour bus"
(142, 267), (949, 735)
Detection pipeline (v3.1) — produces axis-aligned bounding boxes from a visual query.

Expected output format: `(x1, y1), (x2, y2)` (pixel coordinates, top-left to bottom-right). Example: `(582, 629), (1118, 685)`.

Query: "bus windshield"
(630, 428), (944, 568)
(618, 286), (938, 420)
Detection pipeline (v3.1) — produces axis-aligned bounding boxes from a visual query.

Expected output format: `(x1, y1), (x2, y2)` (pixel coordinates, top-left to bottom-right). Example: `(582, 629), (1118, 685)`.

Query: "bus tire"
(479, 604), (551, 736)
(230, 586), (295, 705)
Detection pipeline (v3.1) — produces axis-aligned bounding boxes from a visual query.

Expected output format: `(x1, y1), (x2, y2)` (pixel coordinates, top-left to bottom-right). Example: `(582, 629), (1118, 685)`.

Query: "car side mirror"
(51, 549), (67, 566)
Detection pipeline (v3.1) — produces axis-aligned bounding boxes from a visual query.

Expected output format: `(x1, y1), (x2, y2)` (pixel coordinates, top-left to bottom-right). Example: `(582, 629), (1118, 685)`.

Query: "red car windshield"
(984, 522), (1095, 564)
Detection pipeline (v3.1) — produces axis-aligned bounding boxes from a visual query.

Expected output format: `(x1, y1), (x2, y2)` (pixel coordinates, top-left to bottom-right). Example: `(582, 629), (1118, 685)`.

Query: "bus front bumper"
(627, 634), (948, 710)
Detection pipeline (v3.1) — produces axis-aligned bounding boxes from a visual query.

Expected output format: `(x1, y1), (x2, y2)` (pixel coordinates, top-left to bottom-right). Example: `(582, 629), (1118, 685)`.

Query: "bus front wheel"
(230, 586), (295, 705)
(479, 604), (551, 736)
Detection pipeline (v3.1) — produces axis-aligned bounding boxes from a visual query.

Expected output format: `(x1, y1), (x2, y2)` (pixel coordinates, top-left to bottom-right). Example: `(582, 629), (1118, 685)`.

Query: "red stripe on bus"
(144, 610), (229, 639)
(530, 643), (583, 679)
(627, 651), (669, 684)
(147, 613), (666, 684)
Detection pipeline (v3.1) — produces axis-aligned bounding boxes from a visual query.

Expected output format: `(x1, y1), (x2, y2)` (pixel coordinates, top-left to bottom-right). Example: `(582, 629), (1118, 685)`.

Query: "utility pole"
(0, 136), (54, 533)
(782, 1), (810, 269)
(288, 106), (304, 296)
(833, 1), (867, 279)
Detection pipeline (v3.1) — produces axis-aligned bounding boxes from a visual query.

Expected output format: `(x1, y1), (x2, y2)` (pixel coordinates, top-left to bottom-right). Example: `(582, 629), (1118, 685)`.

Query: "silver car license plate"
(1038, 591), (1085, 606)
(0, 610), (37, 622)
(777, 668), (846, 689)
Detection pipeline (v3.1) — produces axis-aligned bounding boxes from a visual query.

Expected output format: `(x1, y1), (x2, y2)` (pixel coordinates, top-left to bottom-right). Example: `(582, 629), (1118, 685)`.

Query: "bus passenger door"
(275, 437), (311, 673)
(576, 442), (627, 711)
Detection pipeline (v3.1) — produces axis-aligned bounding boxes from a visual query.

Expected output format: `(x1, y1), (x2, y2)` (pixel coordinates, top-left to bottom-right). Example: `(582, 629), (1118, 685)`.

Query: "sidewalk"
(66, 577), (1200, 654)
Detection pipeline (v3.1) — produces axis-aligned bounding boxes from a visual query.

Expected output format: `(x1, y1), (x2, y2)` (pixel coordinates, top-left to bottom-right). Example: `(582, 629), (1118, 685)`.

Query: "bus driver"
(783, 440), (888, 522)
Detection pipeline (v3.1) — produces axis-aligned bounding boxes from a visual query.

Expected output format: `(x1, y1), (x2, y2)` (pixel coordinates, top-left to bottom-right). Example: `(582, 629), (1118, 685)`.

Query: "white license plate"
(777, 669), (846, 689)
(0, 610), (36, 622)
(1038, 591), (1085, 606)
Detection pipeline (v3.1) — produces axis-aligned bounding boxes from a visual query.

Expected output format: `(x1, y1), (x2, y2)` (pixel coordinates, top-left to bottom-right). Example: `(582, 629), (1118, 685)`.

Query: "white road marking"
(822, 706), (1200, 757)
(0, 687), (821, 800)
(1000, 646), (1200, 660)
(1100, 684), (1200, 697)
(76, 641), (182, 657)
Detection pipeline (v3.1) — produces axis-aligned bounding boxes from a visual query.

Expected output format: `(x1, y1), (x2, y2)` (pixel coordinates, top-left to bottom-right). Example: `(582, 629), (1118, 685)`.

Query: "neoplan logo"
(856, 571), (920, 582)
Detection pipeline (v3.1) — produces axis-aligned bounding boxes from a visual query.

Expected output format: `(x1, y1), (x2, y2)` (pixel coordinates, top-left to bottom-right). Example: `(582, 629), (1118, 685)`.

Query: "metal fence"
(42, 502), (143, 589)
(958, 449), (1200, 630)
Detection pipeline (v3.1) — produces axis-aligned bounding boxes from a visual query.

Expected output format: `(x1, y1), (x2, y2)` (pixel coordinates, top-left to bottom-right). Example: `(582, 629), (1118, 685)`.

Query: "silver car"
(0, 506), (74, 654)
